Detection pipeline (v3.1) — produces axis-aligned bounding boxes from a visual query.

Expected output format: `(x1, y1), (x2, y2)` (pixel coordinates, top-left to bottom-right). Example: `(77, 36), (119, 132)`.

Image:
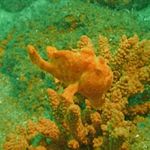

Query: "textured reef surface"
(0, 0), (150, 150)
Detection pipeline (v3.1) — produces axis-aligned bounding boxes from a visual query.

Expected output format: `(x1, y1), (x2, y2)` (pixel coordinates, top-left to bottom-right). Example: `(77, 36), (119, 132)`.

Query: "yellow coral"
(66, 104), (88, 144)
(4, 133), (28, 150)
(93, 136), (103, 149)
(36, 119), (60, 141)
(67, 139), (79, 149)
(4, 34), (149, 150)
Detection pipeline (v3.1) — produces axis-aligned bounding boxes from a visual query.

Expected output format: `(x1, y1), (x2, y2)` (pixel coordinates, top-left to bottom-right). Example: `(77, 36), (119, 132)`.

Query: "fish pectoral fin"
(62, 82), (79, 104)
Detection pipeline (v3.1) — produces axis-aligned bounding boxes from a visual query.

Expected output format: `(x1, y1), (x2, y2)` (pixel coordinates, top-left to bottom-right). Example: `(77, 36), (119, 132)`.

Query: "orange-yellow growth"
(27, 35), (113, 108)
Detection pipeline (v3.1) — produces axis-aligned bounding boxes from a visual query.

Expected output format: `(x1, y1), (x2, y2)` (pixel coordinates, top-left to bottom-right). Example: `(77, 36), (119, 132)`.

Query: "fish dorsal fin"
(46, 46), (57, 58)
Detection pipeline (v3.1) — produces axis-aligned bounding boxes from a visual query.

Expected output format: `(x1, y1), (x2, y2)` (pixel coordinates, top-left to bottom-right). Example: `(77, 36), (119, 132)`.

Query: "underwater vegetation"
(3, 34), (150, 150)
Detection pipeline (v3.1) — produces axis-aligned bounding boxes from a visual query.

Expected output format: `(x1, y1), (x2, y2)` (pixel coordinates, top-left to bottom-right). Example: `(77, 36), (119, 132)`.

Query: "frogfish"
(27, 35), (113, 108)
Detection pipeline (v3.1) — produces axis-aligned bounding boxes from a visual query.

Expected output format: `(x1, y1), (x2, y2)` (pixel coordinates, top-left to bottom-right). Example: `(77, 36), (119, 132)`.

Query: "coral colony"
(4, 35), (150, 150)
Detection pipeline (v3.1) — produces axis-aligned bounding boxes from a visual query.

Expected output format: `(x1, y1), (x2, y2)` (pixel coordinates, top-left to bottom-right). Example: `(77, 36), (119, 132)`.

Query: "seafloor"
(0, 0), (150, 150)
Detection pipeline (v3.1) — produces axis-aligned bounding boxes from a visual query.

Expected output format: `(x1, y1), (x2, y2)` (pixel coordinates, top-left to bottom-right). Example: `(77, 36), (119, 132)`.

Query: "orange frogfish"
(27, 35), (113, 108)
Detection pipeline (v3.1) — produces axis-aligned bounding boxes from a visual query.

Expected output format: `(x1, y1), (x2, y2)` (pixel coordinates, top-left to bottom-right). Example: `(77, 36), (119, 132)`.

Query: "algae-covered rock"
(0, 0), (37, 12)
(87, 0), (149, 10)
